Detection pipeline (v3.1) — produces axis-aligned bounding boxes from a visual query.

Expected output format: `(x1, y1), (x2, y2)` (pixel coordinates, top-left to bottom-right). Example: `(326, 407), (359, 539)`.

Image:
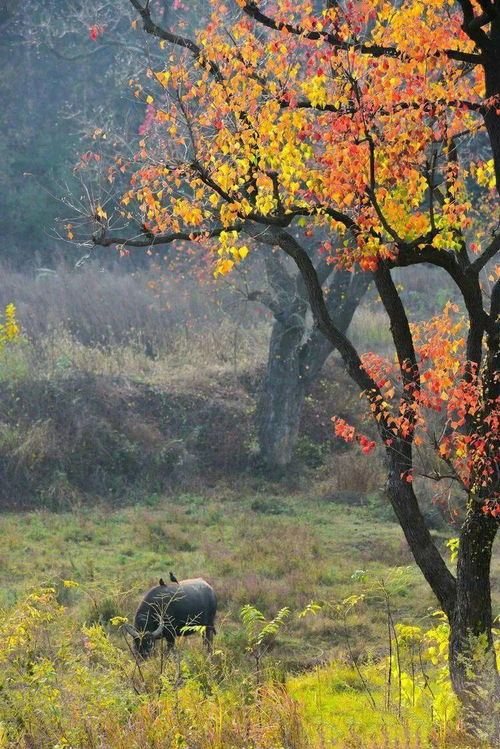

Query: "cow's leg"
(203, 626), (215, 653)
(159, 634), (174, 666)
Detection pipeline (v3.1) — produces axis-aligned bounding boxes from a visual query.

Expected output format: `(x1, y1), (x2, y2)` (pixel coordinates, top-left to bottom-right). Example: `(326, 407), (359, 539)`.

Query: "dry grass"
(0, 264), (380, 509)
(329, 450), (384, 494)
(9, 319), (268, 386)
(349, 305), (393, 356)
(0, 265), (457, 516)
(0, 261), (271, 386)
(0, 264), (218, 347)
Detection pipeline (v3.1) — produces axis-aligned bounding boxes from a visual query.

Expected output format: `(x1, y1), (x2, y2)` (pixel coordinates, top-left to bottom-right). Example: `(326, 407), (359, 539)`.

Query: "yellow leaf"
(214, 258), (234, 277)
(155, 71), (170, 87)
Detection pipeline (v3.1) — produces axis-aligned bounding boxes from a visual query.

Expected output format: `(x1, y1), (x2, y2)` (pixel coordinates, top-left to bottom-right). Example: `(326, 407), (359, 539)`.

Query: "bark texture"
(254, 250), (369, 471)
(449, 503), (499, 737)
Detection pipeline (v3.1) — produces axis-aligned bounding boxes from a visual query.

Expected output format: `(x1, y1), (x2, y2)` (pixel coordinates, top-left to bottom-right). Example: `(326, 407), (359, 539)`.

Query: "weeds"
(0, 583), (485, 748)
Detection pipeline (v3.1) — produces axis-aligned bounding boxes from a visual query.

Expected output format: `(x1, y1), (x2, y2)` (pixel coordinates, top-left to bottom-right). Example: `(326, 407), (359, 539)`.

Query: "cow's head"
(123, 617), (163, 658)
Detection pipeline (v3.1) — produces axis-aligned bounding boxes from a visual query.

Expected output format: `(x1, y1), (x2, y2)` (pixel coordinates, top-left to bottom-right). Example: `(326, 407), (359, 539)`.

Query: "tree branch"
(457, 0), (496, 51)
(240, 1), (484, 65)
(128, 0), (223, 81)
(374, 261), (420, 395)
(270, 228), (382, 400)
(366, 135), (403, 244)
(91, 224), (242, 247)
(285, 97), (486, 116)
(395, 242), (488, 365)
(245, 289), (284, 318)
(269, 228), (457, 614)
(470, 232), (500, 272)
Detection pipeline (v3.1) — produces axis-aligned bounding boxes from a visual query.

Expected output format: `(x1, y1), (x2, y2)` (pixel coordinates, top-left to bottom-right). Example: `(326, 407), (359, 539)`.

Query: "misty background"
(0, 0), (460, 512)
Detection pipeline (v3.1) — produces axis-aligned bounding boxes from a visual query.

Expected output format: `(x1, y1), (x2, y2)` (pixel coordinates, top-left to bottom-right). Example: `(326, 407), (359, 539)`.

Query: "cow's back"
(170, 579), (217, 629)
(137, 578), (216, 633)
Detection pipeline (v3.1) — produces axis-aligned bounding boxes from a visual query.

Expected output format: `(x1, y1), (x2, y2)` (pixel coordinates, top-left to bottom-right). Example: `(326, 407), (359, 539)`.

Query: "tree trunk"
(255, 300), (308, 472)
(447, 37), (500, 725)
(386, 454), (499, 738)
(385, 450), (457, 617)
(449, 502), (499, 739)
(256, 269), (369, 472)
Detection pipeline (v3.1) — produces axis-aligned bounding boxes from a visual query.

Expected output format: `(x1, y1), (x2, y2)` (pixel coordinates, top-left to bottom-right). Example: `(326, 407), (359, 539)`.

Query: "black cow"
(123, 577), (217, 658)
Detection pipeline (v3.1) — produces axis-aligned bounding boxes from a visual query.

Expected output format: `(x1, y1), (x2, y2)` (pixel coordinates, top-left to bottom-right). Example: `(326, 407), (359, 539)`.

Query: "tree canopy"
(87, 0), (498, 512)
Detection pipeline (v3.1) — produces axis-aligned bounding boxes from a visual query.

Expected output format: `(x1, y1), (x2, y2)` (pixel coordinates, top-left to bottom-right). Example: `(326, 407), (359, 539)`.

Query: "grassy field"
(0, 490), (436, 650)
(2, 489), (493, 747)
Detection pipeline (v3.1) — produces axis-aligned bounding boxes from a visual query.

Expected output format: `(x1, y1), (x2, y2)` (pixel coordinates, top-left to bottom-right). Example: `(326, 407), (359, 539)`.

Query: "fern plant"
(239, 604), (290, 671)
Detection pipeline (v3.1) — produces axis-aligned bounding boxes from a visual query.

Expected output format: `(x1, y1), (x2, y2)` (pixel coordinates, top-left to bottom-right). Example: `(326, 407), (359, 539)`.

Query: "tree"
(250, 244), (369, 471)
(59, 5), (371, 473)
(218, 228), (369, 471)
(80, 0), (498, 734)
(2, 0), (365, 469)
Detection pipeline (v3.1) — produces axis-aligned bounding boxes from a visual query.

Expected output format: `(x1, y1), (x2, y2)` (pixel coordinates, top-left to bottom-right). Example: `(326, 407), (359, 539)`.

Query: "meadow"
(0, 493), (475, 748)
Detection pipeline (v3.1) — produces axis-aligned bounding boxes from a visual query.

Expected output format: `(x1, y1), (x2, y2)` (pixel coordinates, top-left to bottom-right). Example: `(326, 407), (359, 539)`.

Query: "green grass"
(1, 490), (446, 659)
(2, 490), (497, 748)
(0, 302), (497, 745)
(0, 333), (497, 745)
(290, 663), (437, 748)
